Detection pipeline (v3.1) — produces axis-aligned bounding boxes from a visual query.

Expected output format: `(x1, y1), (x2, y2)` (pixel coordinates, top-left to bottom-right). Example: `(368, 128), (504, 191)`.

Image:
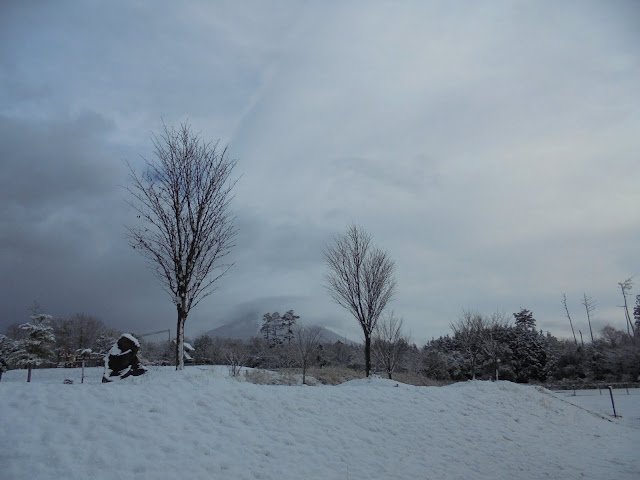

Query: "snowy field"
(551, 387), (639, 430)
(1, 367), (638, 480)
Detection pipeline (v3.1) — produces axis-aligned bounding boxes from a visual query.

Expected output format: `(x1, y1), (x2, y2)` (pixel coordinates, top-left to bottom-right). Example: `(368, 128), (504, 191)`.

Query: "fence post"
(608, 386), (618, 418)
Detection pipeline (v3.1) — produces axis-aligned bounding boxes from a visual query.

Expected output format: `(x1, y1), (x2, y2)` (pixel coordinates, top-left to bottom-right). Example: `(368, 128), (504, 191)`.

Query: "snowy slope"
(0, 367), (638, 480)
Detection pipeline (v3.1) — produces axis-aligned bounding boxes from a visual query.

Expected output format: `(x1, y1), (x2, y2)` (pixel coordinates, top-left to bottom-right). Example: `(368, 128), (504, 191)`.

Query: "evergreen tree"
(513, 309), (536, 330)
(0, 334), (17, 381)
(260, 312), (284, 348)
(510, 309), (547, 382)
(9, 314), (56, 382)
(260, 313), (273, 344)
(281, 310), (299, 345)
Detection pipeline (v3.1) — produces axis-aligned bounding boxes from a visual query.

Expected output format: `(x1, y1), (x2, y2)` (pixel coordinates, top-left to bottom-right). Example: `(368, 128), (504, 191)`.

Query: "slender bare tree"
(292, 324), (323, 385)
(373, 311), (409, 379)
(618, 278), (635, 337)
(561, 293), (578, 346)
(324, 225), (396, 377)
(582, 293), (596, 343)
(126, 121), (237, 370)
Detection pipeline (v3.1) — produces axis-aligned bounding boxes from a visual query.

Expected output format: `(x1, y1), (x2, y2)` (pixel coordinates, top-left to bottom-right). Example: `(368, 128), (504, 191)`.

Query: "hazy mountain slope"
(205, 313), (355, 344)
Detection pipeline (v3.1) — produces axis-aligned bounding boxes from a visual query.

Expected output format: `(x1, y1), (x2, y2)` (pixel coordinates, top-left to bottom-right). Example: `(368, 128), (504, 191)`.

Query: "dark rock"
(102, 334), (147, 382)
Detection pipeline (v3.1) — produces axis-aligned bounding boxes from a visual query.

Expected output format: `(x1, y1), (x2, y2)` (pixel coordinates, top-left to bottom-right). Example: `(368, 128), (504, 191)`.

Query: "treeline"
(422, 309), (639, 383)
(180, 308), (638, 384)
(2, 308), (639, 385)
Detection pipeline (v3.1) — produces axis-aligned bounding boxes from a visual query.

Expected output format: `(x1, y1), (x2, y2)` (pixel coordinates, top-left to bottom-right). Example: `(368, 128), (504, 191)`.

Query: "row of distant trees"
(2, 305), (638, 384)
(137, 310), (639, 384)
(427, 308), (640, 383)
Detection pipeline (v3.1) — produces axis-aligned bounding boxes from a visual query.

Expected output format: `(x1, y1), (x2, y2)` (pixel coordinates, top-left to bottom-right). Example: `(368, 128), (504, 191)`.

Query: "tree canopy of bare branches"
(451, 310), (488, 380)
(126, 121), (237, 370)
(373, 312), (409, 379)
(293, 324), (323, 385)
(324, 224), (396, 377)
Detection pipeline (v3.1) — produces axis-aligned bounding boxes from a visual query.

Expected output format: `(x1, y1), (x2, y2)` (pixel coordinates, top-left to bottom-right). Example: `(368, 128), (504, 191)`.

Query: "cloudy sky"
(1, 1), (639, 345)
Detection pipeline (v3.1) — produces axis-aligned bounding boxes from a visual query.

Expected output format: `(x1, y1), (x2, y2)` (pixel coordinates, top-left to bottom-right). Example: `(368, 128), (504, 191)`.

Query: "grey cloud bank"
(1, 1), (639, 345)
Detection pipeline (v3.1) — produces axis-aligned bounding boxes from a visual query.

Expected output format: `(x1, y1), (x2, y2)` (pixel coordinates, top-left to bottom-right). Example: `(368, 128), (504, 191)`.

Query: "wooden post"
(27, 366), (32, 383)
(608, 386), (618, 418)
(81, 359), (86, 384)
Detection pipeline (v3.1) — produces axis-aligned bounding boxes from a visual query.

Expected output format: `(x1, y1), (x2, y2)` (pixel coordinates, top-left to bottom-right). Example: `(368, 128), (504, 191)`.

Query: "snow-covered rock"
(102, 334), (147, 381)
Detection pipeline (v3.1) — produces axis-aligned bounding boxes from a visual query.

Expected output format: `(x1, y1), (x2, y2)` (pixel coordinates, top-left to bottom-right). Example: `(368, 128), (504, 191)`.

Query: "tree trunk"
(471, 354), (476, 380)
(302, 361), (307, 385)
(365, 334), (371, 377)
(176, 304), (187, 370)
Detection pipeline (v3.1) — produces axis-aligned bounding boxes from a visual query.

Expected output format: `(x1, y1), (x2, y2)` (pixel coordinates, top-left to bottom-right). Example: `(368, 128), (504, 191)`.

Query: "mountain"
(205, 312), (356, 344)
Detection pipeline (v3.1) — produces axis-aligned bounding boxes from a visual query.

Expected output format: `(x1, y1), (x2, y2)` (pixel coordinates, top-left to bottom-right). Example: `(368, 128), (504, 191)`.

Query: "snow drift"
(0, 366), (637, 480)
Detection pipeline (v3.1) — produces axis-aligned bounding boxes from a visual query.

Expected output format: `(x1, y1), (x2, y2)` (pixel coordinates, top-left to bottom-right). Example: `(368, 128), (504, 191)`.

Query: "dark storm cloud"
(0, 113), (163, 330)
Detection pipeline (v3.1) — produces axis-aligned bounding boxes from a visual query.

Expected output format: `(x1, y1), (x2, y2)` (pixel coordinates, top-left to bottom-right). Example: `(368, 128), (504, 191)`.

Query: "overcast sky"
(1, 1), (639, 345)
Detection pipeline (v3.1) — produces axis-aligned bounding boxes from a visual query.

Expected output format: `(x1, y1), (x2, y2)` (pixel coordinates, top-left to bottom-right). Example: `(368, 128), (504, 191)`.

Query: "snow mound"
(0, 368), (637, 480)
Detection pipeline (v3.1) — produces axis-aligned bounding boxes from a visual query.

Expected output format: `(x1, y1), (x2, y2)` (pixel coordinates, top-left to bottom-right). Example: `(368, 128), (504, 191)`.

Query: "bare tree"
(561, 293), (578, 346)
(482, 311), (511, 381)
(582, 293), (596, 343)
(451, 310), (488, 380)
(618, 278), (635, 337)
(293, 324), (323, 385)
(324, 225), (397, 377)
(126, 121), (237, 370)
(52, 313), (109, 354)
(223, 339), (248, 378)
(373, 312), (409, 379)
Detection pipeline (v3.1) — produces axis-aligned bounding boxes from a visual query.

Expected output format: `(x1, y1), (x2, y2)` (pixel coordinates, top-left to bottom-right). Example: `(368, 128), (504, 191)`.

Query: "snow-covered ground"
(1, 367), (638, 480)
(550, 387), (639, 430)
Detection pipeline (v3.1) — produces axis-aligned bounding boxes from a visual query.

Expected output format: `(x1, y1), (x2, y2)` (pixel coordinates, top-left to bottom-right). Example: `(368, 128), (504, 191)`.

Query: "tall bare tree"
(126, 121), (237, 370)
(561, 293), (578, 346)
(582, 293), (596, 343)
(324, 225), (396, 377)
(618, 278), (635, 337)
